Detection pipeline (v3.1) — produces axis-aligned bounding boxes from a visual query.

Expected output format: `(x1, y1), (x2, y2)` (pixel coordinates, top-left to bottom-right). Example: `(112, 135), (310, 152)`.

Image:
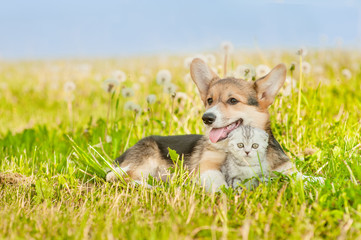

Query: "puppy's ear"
(190, 58), (219, 103)
(254, 64), (286, 108)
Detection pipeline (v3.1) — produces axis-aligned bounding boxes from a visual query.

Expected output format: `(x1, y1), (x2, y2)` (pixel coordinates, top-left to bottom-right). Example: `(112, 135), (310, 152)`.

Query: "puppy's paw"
(106, 167), (128, 182)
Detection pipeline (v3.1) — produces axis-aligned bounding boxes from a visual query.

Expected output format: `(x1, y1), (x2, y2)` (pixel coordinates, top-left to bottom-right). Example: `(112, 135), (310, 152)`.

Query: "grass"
(1, 49), (361, 239)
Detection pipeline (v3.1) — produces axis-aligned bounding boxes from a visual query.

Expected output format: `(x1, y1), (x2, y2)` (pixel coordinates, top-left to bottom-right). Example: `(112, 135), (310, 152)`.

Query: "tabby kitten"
(221, 125), (269, 189)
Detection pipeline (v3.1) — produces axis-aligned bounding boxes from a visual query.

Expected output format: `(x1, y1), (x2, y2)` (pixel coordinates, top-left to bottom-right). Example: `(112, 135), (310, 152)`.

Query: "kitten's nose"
(245, 151), (250, 155)
(202, 113), (216, 125)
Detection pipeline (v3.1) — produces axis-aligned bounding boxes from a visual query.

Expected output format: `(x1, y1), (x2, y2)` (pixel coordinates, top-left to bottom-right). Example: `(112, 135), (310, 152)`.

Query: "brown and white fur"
(106, 58), (295, 192)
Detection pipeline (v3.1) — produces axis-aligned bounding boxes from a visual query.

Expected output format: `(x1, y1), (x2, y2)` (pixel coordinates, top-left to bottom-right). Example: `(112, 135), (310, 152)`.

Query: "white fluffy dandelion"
(341, 69), (352, 79)
(63, 81), (76, 92)
(235, 64), (256, 80)
(184, 57), (194, 69)
(102, 79), (120, 93)
(205, 54), (216, 66)
(302, 61), (312, 74)
(0, 82), (8, 90)
(163, 83), (177, 95)
(146, 94), (157, 104)
(175, 92), (188, 104)
(296, 47), (308, 57)
(194, 54), (208, 63)
(256, 65), (271, 78)
(139, 76), (147, 83)
(124, 101), (141, 114)
(112, 70), (127, 83)
(105, 135), (112, 143)
(124, 101), (136, 111)
(132, 104), (142, 114)
(121, 87), (134, 98)
(220, 41), (234, 54)
(282, 77), (297, 96)
(156, 69), (172, 85)
(184, 73), (192, 83)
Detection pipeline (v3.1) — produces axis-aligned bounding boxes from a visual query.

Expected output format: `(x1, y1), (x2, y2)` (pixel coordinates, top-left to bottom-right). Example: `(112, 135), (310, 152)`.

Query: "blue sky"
(0, 0), (360, 59)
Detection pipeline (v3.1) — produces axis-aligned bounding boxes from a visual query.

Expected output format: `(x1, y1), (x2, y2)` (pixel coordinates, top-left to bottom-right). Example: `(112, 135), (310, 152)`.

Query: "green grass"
(1, 50), (361, 239)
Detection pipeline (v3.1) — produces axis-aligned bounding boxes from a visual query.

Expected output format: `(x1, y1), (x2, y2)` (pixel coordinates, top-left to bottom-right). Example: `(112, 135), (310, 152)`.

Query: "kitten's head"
(227, 125), (269, 159)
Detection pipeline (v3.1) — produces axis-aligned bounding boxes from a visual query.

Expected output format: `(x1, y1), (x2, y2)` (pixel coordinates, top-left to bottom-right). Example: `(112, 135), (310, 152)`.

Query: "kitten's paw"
(106, 171), (117, 182)
(132, 180), (153, 189)
(200, 170), (228, 193)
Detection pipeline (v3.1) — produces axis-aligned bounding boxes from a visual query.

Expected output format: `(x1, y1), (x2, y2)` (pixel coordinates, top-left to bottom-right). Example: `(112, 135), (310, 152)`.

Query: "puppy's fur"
(106, 59), (293, 192)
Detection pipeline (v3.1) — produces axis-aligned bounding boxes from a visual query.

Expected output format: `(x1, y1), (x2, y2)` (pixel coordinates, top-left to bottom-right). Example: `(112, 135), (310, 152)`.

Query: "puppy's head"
(190, 58), (286, 144)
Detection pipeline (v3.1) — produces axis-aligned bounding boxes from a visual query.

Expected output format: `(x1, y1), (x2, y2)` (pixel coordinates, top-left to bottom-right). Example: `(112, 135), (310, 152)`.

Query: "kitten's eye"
(237, 143), (244, 148)
(227, 98), (239, 105)
(207, 98), (213, 105)
(252, 143), (259, 149)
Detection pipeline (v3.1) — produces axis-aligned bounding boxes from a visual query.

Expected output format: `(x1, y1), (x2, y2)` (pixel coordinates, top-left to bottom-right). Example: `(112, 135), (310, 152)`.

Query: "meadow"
(0, 48), (361, 239)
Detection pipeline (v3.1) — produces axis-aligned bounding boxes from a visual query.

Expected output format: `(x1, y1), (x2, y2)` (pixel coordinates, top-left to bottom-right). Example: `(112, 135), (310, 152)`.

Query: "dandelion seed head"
(139, 76), (147, 83)
(163, 83), (177, 95)
(205, 54), (216, 66)
(76, 63), (92, 75)
(0, 82), (8, 90)
(146, 94), (156, 104)
(282, 77), (297, 96)
(194, 54), (208, 64)
(302, 61), (312, 74)
(132, 104), (142, 114)
(296, 47), (308, 57)
(112, 70), (127, 83)
(102, 78), (120, 93)
(256, 64), (270, 77)
(184, 57), (193, 69)
(63, 81), (76, 92)
(314, 65), (324, 75)
(105, 135), (112, 143)
(220, 41), (234, 54)
(175, 92), (188, 105)
(133, 83), (140, 91)
(225, 70), (236, 78)
(184, 73), (192, 83)
(341, 69), (352, 79)
(156, 69), (172, 85)
(235, 64), (256, 80)
(124, 101), (141, 114)
(121, 87), (134, 98)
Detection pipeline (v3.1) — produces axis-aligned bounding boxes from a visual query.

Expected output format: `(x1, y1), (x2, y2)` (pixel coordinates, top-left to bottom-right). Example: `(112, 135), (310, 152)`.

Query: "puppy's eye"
(227, 98), (239, 105)
(207, 98), (213, 105)
(252, 143), (259, 149)
(237, 143), (244, 148)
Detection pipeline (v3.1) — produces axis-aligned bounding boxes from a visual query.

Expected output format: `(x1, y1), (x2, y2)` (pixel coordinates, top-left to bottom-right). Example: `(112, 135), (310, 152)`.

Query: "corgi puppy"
(106, 58), (293, 192)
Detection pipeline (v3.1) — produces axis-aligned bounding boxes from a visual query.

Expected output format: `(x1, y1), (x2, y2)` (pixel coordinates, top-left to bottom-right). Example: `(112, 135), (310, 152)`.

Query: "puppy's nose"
(202, 113), (216, 125)
(245, 151), (250, 155)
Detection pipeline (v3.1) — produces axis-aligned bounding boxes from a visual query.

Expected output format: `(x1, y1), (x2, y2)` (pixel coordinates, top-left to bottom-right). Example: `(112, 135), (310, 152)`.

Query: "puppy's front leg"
(198, 150), (228, 193)
(200, 169), (228, 192)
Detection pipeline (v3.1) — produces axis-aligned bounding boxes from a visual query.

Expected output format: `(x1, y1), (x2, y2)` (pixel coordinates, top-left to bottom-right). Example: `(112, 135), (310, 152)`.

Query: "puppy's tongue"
(209, 122), (239, 143)
(209, 128), (227, 143)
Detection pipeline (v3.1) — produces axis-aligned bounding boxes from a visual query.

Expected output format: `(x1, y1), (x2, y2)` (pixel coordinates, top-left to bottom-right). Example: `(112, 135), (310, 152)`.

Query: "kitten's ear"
(254, 64), (287, 109)
(190, 58), (220, 103)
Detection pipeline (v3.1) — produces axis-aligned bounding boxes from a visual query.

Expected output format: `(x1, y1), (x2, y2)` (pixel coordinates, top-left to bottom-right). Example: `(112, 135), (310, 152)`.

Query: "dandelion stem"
(290, 71), (294, 98)
(168, 95), (175, 135)
(297, 55), (303, 126)
(223, 53), (228, 77)
(104, 94), (112, 140)
(67, 100), (73, 133)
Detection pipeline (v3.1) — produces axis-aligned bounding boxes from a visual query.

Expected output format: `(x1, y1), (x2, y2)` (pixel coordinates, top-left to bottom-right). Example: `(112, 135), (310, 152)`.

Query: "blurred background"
(0, 0), (360, 59)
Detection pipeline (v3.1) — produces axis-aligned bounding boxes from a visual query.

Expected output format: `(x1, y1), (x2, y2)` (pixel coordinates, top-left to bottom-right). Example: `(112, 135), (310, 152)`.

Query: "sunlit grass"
(0, 49), (361, 239)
